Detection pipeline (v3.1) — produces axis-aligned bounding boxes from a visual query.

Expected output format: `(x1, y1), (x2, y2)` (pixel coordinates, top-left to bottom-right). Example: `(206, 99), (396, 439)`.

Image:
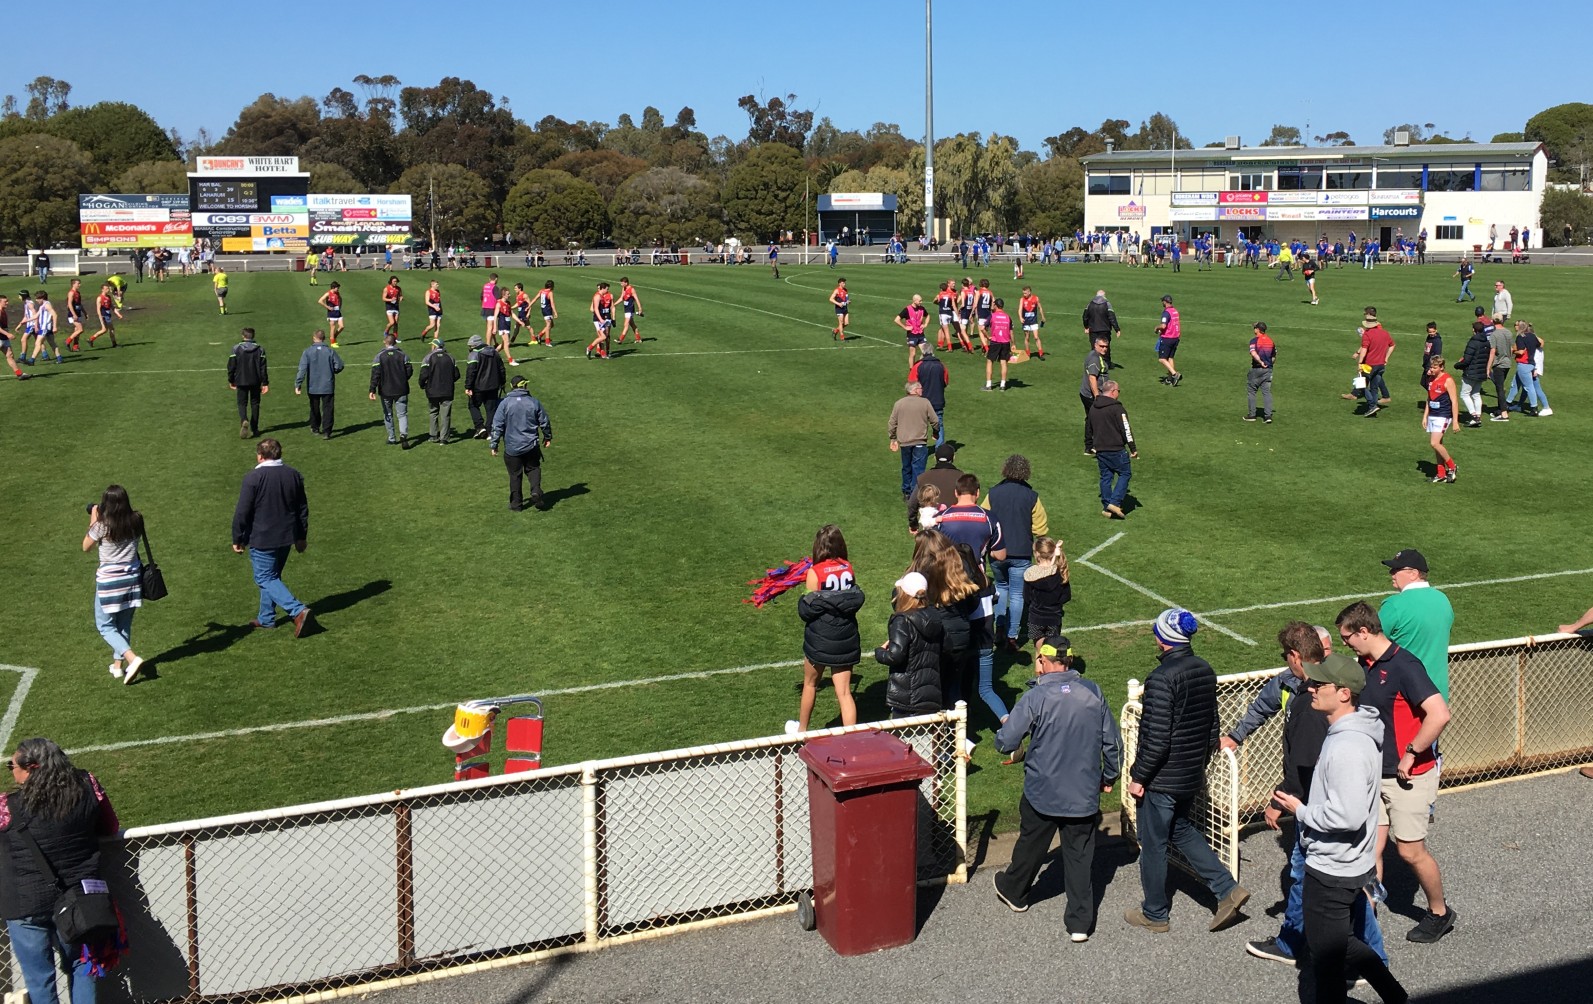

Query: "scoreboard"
(188, 171), (310, 250)
(193, 180), (260, 212)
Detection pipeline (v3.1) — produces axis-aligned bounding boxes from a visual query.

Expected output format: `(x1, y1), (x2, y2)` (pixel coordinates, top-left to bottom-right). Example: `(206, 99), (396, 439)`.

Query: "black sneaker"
(993, 871), (1029, 913)
(1263, 415), (1273, 424)
(1406, 907), (1456, 943)
(1170, 372), (1183, 386)
(1244, 938), (1296, 965)
(1363, 405), (1381, 417)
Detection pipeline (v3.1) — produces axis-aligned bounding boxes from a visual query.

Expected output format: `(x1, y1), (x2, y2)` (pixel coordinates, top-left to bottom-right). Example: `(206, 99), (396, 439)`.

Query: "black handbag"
(17, 826), (119, 944)
(139, 528), (168, 601)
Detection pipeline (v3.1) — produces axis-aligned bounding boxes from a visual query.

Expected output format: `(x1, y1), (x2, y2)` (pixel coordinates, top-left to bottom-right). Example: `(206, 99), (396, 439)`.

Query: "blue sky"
(5, 1), (1580, 154)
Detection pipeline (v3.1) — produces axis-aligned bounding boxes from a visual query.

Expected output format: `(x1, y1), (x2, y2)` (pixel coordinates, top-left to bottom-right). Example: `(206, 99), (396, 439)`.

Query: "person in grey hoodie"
(992, 636), (1120, 940)
(418, 338), (460, 445)
(1273, 654), (1407, 1004)
(293, 328), (343, 440)
(489, 376), (553, 511)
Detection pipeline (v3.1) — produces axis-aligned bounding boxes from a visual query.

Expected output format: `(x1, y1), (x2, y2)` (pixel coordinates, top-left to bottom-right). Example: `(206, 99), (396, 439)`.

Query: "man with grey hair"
(887, 380), (940, 500)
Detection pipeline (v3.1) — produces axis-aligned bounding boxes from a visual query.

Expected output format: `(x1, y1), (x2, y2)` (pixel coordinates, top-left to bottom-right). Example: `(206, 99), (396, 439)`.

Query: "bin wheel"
(796, 891), (816, 931)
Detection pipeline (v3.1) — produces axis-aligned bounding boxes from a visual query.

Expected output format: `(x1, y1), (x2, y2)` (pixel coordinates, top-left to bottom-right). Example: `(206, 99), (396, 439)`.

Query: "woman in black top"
(0, 738), (121, 1004)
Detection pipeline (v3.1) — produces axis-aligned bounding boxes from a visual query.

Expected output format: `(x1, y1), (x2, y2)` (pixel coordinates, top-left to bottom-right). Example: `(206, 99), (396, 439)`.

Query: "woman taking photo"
(0, 737), (122, 1004)
(83, 485), (146, 684)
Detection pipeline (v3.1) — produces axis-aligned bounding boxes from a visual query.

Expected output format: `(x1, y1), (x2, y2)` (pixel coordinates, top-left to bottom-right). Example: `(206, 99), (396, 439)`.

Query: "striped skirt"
(96, 563), (143, 613)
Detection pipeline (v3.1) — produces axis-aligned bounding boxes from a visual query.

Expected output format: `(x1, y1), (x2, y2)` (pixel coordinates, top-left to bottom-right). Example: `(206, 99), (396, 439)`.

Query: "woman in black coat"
(795, 525), (865, 732)
(0, 737), (122, 1004)
(874, 571), (945, 716)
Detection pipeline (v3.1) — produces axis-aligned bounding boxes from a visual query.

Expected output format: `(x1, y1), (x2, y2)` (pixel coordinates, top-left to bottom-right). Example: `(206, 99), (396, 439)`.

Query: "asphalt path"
(369, 769), (1593, 1003)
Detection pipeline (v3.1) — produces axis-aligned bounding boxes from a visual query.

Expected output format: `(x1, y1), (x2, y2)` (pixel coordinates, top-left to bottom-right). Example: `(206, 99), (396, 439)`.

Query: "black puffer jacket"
(0, 774), (115, 921)
(1130, 644), (1220, 796)
(1457, 327), (1493, 383)
(798, 587), (866, 668)
(876, 608), (945, 714)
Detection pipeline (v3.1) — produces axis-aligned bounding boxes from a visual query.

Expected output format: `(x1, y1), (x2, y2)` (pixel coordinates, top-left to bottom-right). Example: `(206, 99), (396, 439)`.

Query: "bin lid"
(797, 731), (934, 792)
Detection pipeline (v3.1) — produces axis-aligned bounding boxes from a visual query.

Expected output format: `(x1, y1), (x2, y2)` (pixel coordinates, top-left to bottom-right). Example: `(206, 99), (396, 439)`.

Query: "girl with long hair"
(873, 572), (944, 718)
(794, 525), (863, 732)
(82, 485), (146, 684)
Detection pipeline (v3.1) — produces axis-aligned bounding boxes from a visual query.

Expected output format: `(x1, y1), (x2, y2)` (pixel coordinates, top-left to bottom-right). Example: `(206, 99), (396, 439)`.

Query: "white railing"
(77, 707), (965, 1004)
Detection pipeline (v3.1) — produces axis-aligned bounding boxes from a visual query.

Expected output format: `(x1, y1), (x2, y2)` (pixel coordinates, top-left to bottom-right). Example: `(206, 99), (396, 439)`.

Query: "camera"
(85, 503), (96, 515)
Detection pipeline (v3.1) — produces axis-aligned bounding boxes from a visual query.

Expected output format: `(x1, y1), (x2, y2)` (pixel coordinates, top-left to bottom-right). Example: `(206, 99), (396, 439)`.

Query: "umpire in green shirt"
(1379, 549), (1454, 699)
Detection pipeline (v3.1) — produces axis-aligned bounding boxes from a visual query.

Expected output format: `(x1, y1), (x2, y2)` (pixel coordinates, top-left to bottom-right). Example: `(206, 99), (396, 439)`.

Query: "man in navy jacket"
(232, 438), (311, 636)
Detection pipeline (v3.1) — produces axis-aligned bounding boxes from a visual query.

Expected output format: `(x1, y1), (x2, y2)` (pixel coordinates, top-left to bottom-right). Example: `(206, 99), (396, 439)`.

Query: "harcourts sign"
(1370, 206), (1422, 220)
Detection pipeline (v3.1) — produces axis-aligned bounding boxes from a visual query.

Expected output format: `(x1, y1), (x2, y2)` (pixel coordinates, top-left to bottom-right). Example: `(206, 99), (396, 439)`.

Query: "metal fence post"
(581, 764), (599, 948)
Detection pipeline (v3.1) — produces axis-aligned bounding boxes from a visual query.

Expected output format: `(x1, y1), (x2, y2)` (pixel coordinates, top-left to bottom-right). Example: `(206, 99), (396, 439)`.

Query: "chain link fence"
(1119, 634), (1593, 886)
(71, 707), (964, 1004)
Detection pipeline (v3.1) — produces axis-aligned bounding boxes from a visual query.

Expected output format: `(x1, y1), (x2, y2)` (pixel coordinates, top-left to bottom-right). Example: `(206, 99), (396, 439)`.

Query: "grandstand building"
(1081, 137), (1547, 254)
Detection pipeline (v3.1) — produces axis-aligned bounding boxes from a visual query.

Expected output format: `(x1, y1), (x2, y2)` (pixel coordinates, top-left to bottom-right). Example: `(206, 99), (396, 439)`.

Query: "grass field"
(3, 254), (1589, 832)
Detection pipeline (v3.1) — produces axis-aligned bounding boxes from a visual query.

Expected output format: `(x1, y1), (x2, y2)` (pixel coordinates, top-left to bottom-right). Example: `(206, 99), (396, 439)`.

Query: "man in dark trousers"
(907, 343), (949, 447)
(992, 636), (1121, 940)
(227, 327), (269, 439)
(231, 438), (312, 636)
(293, 328), (343, 440)
(1086, 380), (1137, 519)
(1125, 608), (1250, 934)
(1082, 289), (1121, 369)
(464, 333), (505, 439)
(418, 337), (460, 445)
(369, 332), (413, 447)
(489, 375), (553, 511)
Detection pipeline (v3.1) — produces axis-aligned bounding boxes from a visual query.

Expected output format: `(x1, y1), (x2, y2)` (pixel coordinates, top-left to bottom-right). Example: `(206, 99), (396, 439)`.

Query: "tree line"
(0, 75), (1588, 251)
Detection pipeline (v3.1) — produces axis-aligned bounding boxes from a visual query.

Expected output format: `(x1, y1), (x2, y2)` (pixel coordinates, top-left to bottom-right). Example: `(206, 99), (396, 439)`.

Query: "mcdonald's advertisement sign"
(78, 193), (192, 248)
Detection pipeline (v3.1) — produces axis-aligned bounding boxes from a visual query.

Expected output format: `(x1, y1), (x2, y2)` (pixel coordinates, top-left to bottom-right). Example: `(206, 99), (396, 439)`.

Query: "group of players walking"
(1, 276), (129, 380)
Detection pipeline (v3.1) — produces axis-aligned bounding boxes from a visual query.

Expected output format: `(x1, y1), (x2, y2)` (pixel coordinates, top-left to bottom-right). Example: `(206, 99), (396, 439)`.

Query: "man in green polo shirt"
(1378, 549), (1454, 700)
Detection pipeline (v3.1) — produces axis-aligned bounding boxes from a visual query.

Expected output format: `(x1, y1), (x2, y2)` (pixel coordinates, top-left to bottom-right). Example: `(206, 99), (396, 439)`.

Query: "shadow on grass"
(299, 579), (394, 636)
(148, 620), (256, 667)
(539, 481), (590, 511)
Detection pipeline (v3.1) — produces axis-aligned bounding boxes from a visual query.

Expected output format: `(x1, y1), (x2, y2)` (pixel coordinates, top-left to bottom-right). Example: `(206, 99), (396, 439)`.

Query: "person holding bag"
(0, 737), (123, 1004)
(82, 486), (148, 685)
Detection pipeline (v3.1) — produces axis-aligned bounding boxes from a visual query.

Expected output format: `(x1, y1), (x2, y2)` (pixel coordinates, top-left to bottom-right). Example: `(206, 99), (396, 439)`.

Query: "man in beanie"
(464, 333), (505, 439)
(418, 338), (460, 445)
(1271, 654), (1409, 1004)
(993, 636), (1120, 941)
(489, 375), (553, 511)
(1125, 608), (1250, 934)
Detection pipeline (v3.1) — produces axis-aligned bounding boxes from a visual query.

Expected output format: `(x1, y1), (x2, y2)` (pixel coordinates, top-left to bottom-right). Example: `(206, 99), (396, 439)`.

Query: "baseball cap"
(1381, 548), (1428, 573)
(933, 443), (958, 463)
(1035, 635), (1073, 661)
(509, 375), (528, 390)
(894, 571), (929, 597)
(1308, 653), (1365, 695)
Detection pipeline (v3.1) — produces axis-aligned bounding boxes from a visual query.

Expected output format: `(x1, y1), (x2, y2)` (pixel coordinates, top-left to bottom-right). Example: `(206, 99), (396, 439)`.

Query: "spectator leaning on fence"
(1376, 550), (1454, 701)
(1335, 602), (1455, 944)
(992, 636), (1121, 940)
(1124, 608), (1250, 934)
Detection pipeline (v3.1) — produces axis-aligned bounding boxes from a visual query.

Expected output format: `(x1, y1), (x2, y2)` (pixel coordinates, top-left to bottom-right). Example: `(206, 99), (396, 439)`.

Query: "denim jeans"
(1276, 830), (1387, 963)
(933, 409), (945, 448)
(1363, 365), (1388, 410)
(1135, 790), (1236, 922)
(93, 591), (135, 659)
(1513, 362), (1542, 410)
(249, 547), (305, 627)
(899, 443), (928, 497)
(991, 557), (1031, 642)
(1096, 450), (1131, 508)
(7, 917), (96, 1004)
(380, 395), (409, 441)
(976, 641), (1007, 721)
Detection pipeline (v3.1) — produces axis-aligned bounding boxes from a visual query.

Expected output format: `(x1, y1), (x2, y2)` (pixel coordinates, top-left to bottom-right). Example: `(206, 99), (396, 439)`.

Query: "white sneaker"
(1538, 407), (1553, 416)
(784, 720), (801, 736)
(1070, 932), (1089, 943)
(122, 655), (144, 685)
(108, 664), (124, 680)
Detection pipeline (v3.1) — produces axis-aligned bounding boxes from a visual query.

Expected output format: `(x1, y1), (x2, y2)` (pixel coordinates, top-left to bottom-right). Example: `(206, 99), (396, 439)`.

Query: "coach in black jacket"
(369, 333), (412, 446)
(464, 334), (506, 439)
(1124, 608), (1249, 934)
(231, 438), (312, 636)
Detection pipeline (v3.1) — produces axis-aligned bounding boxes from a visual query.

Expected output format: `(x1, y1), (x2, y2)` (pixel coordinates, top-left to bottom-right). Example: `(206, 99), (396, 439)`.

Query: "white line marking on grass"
(0, 665), (41, 754)
(64, 659), (804, 756)
(1077, 532), (1125, 563)
(647, 281), (899, 347)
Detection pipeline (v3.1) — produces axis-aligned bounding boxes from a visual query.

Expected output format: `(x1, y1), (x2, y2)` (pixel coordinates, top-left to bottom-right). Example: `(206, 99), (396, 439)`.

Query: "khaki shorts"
(1379, 768), (1440, 842)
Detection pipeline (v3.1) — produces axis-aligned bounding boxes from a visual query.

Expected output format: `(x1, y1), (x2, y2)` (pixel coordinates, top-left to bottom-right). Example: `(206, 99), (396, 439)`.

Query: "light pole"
(924, 0), (934, 246)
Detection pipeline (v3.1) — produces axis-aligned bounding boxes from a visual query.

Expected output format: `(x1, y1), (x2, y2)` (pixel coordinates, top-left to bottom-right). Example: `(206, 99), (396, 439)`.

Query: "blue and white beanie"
(1153, 608), (1199, 646)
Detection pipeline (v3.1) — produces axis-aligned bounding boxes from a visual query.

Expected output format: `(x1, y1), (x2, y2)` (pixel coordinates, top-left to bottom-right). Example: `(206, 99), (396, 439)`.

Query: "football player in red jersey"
(421, 280), (443, 341)
(586, 282), (614, 359)
(1019, 286), (1047, 358)
(381, 277), (402, 340)
(829, 278), (850, 341)
(934, 281), (956, 351)
(536, 280), (557, 345)
(615, 277), (644, 345)
(318, 282), (345, 348)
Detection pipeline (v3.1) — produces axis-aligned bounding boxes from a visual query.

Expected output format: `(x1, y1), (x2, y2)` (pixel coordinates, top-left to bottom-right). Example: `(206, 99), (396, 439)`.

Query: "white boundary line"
(65, 660), (803, 756)
(1073, 532), (1257, 645)
(53, 565), (1593, 757)
(647, 281), (900, 347)
(0, 665), (41, 754)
